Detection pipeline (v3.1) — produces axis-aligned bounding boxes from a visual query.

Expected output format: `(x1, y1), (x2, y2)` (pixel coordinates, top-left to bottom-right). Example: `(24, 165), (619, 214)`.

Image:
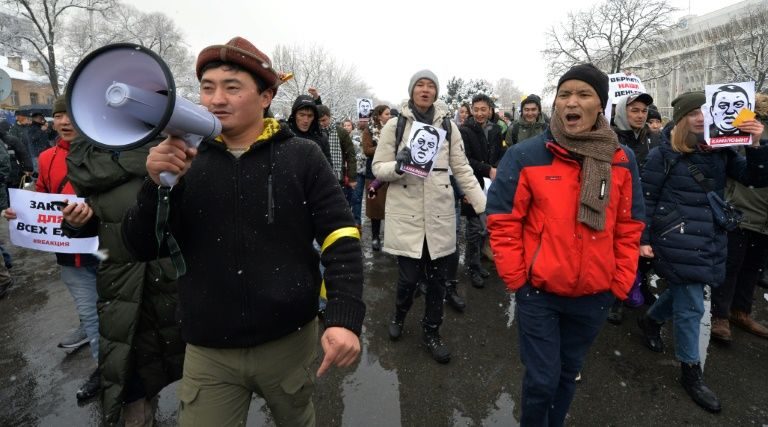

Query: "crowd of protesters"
(1, 33), (767, 427)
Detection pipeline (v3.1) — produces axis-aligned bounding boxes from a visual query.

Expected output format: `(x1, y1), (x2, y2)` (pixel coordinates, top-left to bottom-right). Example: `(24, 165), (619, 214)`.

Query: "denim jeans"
(516, 283), (613, 427)
(60, 264), (99, 361)
(647, 283), (705, 364)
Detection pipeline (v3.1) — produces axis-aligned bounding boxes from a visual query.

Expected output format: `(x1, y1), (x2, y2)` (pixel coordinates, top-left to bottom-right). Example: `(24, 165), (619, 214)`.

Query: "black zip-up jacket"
(122, 123), (365, 348)
(459, 117), (503, 187)
(613, 125), (660, 168)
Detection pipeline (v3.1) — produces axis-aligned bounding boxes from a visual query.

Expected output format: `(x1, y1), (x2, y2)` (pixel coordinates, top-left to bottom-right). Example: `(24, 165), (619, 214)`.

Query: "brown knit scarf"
(550, 112), (619, 231)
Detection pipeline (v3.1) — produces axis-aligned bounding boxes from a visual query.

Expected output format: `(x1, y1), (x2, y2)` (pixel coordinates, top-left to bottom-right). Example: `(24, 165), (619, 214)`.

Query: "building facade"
(624, 0), (768, 117)
(0, 54), (54, 122)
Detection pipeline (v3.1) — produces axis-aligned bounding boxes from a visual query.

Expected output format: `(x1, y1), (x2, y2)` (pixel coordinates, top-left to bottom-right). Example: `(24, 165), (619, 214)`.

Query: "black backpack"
(394, 114), (453, 155)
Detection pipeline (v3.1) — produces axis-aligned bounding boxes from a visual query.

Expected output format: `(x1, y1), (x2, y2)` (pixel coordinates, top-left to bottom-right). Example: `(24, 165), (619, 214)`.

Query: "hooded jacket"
(613, 95), (660, 167)
(122, 120), (365, 348)
(372, 101), (486, 259)
(64, 138), (183, 423)
(641, 128), (768, 287)
(288, 95), (332, 165)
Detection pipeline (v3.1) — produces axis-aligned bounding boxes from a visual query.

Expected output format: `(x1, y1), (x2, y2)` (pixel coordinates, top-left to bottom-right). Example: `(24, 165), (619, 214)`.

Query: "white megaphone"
(66, 43), (221, 187)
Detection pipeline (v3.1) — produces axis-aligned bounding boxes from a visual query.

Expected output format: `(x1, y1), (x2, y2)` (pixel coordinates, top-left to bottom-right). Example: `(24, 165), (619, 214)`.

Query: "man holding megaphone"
(122, 37), (365, 426)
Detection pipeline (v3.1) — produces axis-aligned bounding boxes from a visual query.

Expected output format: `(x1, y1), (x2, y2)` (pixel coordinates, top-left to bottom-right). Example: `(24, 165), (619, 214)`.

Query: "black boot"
(76, 368), (100, 401)
(680, 363), (721, 413)
(388, 310), (407, 341)
(444, 281), (465, 312)
(423, 330), (450, 363)
(607, 300), (624, 325)
(637, 315), (664, 352)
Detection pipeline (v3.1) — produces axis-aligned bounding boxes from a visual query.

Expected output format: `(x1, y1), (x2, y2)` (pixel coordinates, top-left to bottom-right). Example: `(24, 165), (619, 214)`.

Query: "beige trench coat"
(372, 102), (486, 259)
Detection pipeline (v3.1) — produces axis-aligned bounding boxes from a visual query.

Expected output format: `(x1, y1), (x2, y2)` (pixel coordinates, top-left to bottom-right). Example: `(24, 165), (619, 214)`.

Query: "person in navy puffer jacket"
(637, 91), (768, 414)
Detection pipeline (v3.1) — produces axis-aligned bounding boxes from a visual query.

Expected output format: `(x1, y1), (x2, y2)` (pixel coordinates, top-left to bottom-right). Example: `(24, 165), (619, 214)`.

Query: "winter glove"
(395, 147), (411, 175)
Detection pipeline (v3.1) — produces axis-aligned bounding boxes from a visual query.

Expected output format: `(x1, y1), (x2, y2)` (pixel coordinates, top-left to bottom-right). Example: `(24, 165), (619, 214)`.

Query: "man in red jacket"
(487, 64), (645, 426)
(3, 96), (101, 401)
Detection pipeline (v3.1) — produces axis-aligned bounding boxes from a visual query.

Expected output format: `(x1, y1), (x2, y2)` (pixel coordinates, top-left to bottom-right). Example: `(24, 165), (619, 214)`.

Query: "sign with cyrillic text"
(7, 189), (99, 254)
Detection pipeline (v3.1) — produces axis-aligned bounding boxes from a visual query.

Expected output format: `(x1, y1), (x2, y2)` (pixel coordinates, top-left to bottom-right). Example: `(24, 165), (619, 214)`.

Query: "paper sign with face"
(703, 81), (755, 147)
(357, 98), (373, 119)
(400, 121), (446, 179)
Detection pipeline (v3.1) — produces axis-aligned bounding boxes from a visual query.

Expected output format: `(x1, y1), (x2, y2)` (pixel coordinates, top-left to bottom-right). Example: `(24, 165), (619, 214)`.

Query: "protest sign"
(399, 121), (446, 179)
(702, 81), (755, 147)
(7, 189), (99, 254)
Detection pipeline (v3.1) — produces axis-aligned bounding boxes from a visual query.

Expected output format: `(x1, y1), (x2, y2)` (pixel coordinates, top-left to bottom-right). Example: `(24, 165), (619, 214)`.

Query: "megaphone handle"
(158, 134), (205, 188)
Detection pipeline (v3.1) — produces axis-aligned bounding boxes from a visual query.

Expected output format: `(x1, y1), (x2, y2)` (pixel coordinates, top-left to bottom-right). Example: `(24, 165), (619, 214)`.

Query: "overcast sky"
(126, 0), (742, 105)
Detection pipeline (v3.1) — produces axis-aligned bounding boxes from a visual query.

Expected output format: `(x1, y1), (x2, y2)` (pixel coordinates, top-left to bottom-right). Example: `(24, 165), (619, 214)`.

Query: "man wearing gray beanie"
(372, 70), (485, 363)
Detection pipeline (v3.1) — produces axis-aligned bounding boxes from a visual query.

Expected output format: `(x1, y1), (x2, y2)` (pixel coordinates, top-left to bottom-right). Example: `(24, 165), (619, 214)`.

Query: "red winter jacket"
(486, 132), (645, 299)
(36, 138), (98, 267)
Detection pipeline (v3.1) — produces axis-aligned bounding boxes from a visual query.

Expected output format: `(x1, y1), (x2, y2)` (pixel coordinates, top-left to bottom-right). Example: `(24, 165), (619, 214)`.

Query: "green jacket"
(65, 138), (183, 424)
(505, 115), (548, 147)
(726, 122), (768, 235)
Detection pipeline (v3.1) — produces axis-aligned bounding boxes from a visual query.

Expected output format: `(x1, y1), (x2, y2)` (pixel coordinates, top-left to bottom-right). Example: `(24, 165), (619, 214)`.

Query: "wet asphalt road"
(1, 223), (767, 426)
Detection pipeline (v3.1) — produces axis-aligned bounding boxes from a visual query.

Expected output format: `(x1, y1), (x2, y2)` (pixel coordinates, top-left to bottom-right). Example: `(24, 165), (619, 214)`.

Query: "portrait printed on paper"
(399, 121), (446, 179)
(357, 98), (373, 119)
(703, 81), (755, 147)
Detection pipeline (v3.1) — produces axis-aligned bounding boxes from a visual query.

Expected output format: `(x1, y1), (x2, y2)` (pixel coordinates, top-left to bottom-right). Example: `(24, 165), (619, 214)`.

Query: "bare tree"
(60, 3), (196, 99)
(270, 44), (371, 120)
(542, 0), (677, 92)
(495, 78), (524, 113)
(0, 0), (114, 96)
(708, 4), (768, 92)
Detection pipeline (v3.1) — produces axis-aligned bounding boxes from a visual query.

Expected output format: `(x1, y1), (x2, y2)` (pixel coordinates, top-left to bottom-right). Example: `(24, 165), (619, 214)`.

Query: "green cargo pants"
(178, 319), (318, 426)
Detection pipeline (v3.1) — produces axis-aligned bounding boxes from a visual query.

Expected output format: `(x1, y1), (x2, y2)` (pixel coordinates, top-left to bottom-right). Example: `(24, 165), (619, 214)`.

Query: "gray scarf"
(409, 100), (435, 125)
(550, 113), (619, 231)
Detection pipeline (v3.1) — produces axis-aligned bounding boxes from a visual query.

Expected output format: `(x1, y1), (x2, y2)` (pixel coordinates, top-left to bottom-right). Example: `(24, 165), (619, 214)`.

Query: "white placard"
(8, 189), (99, 254)
(400, 121), (446, 179)
(702, 81), (755, 147)
(606, 73), (647, 123)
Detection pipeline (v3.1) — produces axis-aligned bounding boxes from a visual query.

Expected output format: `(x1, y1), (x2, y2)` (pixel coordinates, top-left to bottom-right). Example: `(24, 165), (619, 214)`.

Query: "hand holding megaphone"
(146, 137), (198, 186)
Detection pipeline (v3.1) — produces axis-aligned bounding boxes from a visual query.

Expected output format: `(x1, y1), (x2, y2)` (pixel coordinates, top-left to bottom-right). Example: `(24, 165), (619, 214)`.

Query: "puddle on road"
(340, 332), (400, 426)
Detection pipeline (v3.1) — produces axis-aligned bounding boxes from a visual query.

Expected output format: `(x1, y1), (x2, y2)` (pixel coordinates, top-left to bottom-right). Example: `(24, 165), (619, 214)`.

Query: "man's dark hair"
(711, 84), (749, 106)
(471, 94), (495, 109)
(199, 61), (267, 93)
(317, 105), (332, 118)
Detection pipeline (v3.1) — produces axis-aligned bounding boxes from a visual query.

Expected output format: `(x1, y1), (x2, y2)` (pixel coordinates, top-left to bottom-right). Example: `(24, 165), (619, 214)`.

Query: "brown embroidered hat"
(196, 37), (282, 94)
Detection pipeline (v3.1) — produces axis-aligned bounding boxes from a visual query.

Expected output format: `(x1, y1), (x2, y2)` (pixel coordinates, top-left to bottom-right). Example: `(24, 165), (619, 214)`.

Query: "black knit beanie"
(672, 91), (705, 124)
(647, 105), (662, 122)
(557, 64), (609, 109)
(520, 94), (542, 114)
